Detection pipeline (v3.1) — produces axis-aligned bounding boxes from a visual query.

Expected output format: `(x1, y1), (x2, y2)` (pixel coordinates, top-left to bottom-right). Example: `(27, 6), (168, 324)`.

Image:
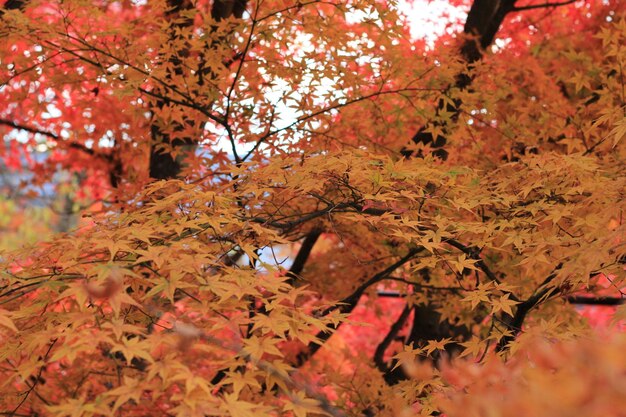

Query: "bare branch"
(0, 118), (58, 139)
(373, 304), (412, 374)
(0, 118), (115, 160)
(511, 0), (578, 12)
(568, 296), (626, 305)
(285, 229), (322, 286)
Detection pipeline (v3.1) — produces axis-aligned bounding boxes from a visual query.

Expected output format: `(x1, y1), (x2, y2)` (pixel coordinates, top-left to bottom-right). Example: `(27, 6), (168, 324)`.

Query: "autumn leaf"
(0, 309), (18, 332)
(491, 294), (520, 317)
(0, 0), (624, 415)
(284, 391), (323, 417)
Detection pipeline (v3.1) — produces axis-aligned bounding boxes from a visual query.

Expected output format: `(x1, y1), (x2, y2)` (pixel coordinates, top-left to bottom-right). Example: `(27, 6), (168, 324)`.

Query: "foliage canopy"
(0, 0), (625, 415)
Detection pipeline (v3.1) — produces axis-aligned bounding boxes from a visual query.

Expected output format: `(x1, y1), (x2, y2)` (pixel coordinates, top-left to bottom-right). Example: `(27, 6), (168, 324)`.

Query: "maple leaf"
(392, 344), (425, 371)
(450, 253), (478, 274)
(461, 283), (493, 309)
(424, 338), (453, 356)
(0, 309), (18, 333)
(222, 393), (268, 417)
(1, 0), (625, 415)
(104, 376), (144, 413)
(108, 287), (141, 317)
(284, 391), (323, 417)
(491, 294), (520, 317)
(110, 336), (154, 366)
(459, 336), (486, 358)
(610, 116), (626, 148)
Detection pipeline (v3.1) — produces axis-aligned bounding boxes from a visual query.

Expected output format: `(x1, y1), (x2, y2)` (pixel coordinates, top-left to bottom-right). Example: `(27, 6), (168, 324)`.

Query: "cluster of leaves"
(429, 332), (626, 417)
(0, 0), (625, 415)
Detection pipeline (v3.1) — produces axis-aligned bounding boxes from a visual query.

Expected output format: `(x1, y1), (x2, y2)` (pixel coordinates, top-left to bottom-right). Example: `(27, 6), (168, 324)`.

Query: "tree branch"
(10, 338), (57, 415)
(2, 0), (26, 11)
(285, 229), (322, 286)
(373, 304), (412, 374)
(568, 296), (625, 306)
(403, 0), (517, 157)
(495, 264), (562, 352)
(295, 247), (423, 366)
(511, 0), (578, 12)
(0, 118), (58, 139)
(0, 118), (116, 161)
(442, 238), (505, 289)
(378, 291), (625, 306)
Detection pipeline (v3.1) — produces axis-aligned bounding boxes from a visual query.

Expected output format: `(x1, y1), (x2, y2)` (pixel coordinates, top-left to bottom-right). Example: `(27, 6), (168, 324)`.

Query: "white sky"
(206, 0), (468, 154)
(399, 0), (468, 48)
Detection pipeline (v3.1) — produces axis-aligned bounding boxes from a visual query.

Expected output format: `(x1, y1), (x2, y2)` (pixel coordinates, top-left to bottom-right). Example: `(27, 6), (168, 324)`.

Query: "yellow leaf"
(491, 294), (519, 317)
(424, 338), (452, 355)
(391, 344), (424, 371)
(223, 393), (259, 417)
(459, 336), (486, 358)
(610, 116), (626, 148)
(108, 287), (141, 318)
(284, 391), (322, 417)
(450, 254), (478, 274)
(0, 309), (18, 332)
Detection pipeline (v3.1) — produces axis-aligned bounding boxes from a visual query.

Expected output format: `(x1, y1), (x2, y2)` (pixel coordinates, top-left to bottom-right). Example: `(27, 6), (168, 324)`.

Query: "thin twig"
(511, 0), (578, 12)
